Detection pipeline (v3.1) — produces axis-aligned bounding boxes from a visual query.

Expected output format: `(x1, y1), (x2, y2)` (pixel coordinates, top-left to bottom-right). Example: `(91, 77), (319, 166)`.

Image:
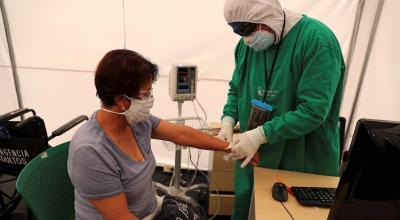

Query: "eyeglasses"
(136, 88), (153, 100)
(234, 23), (258, 37)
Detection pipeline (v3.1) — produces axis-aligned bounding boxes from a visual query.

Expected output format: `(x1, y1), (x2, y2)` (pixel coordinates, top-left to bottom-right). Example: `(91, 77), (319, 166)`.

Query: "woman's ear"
(114, 95), (127, 110)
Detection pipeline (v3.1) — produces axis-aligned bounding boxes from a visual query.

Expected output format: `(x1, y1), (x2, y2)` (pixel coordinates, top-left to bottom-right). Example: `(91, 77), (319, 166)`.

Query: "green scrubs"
(222, 16), (345, 219)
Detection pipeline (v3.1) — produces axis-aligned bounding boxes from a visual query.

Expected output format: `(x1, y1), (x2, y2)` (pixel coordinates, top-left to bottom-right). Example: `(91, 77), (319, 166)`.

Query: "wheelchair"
(0, 108), (88, 219)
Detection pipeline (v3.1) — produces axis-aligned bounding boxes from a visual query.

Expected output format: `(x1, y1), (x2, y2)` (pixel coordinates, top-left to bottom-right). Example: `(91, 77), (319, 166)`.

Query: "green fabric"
(223, 16), (345, 219)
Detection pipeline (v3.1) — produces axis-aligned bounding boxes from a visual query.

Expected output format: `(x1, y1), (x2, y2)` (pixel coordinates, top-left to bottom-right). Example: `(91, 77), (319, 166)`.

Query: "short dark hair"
(95, 49), (158, 107)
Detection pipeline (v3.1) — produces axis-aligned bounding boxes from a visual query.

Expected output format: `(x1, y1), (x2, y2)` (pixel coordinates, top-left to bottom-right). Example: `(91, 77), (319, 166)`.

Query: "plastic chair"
(16, 142), (74, 220)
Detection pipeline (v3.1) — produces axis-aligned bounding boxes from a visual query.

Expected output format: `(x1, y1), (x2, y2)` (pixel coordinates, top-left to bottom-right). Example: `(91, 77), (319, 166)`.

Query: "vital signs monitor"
(169, 65), (197, 102)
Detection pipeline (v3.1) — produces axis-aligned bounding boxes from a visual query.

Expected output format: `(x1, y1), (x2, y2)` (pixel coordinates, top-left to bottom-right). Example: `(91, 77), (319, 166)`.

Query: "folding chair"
(16, 142), (74, 220)
(0, 108), (87, 219)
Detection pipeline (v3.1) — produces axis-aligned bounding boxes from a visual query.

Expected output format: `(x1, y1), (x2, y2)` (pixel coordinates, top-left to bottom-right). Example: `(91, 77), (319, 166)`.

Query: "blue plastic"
(251, 99), (273, 112)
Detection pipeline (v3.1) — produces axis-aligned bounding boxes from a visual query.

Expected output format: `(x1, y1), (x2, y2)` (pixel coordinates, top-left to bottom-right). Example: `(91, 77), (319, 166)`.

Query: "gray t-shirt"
(67, 111), (161, 219)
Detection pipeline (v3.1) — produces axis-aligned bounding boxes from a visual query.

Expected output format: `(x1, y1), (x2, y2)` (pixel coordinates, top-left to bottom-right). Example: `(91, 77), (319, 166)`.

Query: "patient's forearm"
(176, 126), (230, 152)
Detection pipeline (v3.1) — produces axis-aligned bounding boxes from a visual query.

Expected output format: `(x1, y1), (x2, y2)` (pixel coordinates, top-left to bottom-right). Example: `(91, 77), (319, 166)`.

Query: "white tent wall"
(0, 67), (17, 113)
(341, 0), (400, 149)
(3, 0), (384, 171)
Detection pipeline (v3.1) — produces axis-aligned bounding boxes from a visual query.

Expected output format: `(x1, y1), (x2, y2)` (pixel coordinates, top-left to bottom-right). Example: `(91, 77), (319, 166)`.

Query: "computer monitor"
(328, 119), (400, 220)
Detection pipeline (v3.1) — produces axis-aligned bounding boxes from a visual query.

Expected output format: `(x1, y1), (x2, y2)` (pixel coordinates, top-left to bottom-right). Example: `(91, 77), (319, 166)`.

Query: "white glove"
(228, 126), (267, 168)
(217, 116), (235, 143)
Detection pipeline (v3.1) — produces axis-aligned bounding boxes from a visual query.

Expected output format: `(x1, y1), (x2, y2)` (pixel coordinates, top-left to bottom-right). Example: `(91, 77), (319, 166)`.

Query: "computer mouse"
(272, 182), (288, 202)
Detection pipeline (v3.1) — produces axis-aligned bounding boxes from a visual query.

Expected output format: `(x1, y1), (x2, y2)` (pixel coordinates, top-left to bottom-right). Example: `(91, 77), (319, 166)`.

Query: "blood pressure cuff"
(154, 195), (205, 220)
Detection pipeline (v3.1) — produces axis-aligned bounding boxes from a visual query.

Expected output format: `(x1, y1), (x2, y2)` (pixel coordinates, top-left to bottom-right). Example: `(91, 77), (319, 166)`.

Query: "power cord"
(189, 98), (221, 219)
(187, 148), (200, 187)
(187, 99), (207, 187)
(188, 150), (221, 220)
(280, 202), (295, 220)
(193, 99), (208, 125)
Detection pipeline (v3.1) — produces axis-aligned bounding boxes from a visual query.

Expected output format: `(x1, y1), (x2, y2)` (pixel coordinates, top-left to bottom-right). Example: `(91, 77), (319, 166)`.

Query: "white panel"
(347, 0), (400, 143)
(0, 8), (11, 66)
(124, 0), (239, 80)
(4, 0), (357, 80)
(280, 0), (358, 59)
(2, 0), (359, 169)
(339, 0), (400, 149)
(0, 67), (19, 113)
(340, 1), (381, 119)
(5, 0), (123, 71)
(16, 68), (97, 146)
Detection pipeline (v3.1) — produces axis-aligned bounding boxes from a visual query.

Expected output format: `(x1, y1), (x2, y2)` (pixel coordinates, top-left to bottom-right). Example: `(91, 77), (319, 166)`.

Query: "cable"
(187, 148), (200, 187)
(188, 151), (221, 220)
(169, 168), (175, 188)
(192, 102), (204, 129)
(189, 101), (222, 219)
(193, 99), (208, 123)
(280, 202), (295, 220)
(186, 147), (190, 171)
(121, 0), (126, 49)
(186, 108), (207, 187)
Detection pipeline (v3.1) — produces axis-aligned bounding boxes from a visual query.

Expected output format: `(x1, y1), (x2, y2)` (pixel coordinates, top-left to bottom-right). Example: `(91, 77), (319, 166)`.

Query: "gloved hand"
(228, 126), (267, 168)
(217, 116), (235, 143)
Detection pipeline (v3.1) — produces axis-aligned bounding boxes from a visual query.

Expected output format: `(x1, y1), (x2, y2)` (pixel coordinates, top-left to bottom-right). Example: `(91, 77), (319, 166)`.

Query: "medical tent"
(1, 0), (399, 170)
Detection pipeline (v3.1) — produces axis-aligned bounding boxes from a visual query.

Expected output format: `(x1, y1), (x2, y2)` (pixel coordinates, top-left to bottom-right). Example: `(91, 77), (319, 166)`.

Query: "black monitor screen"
(328, 119), (400, 220)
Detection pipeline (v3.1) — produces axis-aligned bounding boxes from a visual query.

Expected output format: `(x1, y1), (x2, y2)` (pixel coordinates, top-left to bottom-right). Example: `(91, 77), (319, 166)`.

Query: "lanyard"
(263, 11), (286, 102)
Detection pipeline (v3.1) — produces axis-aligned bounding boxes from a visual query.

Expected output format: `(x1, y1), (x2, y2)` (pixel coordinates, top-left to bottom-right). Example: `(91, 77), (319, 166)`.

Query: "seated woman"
(67, 49), (249, 220)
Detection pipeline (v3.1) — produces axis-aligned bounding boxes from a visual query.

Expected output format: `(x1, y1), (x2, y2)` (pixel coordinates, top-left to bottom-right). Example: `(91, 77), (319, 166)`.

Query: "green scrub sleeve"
(221, 42), (245, 123)
(221, 66), (239, 122)
(263, 45), (343, 145)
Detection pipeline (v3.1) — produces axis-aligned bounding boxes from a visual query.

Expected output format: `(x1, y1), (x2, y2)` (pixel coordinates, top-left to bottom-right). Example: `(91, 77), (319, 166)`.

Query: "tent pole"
(345, 0), (385, 142)
(0, 0), (24, 113)
(342, 0), (365, 96)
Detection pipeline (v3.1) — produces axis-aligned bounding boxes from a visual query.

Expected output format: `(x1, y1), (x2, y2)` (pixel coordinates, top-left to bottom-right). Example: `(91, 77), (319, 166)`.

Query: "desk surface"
(254, 167), (339, 220)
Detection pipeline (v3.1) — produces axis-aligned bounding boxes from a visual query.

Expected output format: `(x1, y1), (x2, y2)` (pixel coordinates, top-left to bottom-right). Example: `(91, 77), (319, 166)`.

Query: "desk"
(253, 167), (339, 220)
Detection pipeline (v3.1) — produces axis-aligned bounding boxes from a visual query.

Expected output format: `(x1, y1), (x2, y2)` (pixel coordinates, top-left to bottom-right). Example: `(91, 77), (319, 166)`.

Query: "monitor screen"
(176, 66), (195, 94)
(328, 119), (400, 220)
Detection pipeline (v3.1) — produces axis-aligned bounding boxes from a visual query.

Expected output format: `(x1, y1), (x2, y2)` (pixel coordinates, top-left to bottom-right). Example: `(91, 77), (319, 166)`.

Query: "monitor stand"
(154, 101), (208, 210)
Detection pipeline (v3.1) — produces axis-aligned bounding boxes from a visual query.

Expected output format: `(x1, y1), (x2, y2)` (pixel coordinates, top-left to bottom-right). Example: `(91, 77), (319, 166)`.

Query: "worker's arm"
(263, 37), (344, 145)
(152, 120), (230, 152)
(221, 40), (244, 123)
(90, 193), (139, 220)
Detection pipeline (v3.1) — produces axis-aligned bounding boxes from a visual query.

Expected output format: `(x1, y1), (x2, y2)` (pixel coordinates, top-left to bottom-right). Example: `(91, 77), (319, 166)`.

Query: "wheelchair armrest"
(0, 108), (36, 121)
(48, 115), (88, 141)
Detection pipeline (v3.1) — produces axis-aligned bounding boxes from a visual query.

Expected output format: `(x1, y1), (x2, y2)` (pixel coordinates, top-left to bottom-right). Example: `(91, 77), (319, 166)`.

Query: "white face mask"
(244, 30), (275, 52)
(102, 95), (154, 125)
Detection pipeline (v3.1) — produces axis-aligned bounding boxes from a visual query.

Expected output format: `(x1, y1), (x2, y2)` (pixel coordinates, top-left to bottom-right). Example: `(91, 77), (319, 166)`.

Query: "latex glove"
(229, 126), (267, 168)
(217, 116), (235, 143)
(224, 149), (260, 166)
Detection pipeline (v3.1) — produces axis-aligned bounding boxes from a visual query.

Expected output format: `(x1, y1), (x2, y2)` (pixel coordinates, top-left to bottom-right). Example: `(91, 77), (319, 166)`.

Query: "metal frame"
(345, 0), (386, 141)
(0, 0), (23, 113)
(154, 101), (208, 210)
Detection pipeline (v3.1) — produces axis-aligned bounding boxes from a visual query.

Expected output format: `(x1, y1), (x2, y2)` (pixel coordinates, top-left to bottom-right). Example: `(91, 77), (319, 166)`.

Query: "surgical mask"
(244, 30), (275, 52)
(101, 95), (154, 125)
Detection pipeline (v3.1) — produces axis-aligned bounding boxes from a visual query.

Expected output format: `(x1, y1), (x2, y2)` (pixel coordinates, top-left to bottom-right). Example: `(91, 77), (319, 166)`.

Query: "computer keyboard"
(291, 186), (336, 208)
